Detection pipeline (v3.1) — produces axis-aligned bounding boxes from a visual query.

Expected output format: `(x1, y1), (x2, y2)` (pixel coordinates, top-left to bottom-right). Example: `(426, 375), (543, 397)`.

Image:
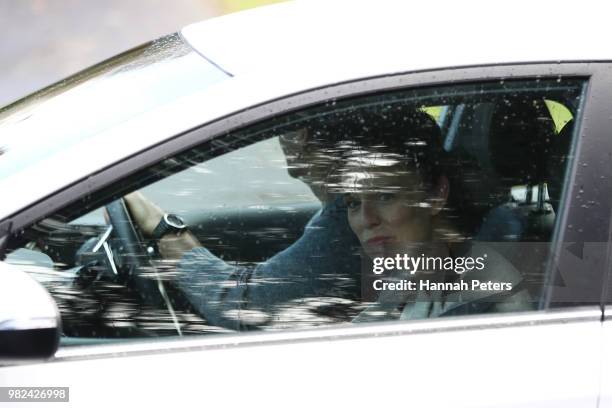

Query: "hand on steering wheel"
(104, 198), (167, 307)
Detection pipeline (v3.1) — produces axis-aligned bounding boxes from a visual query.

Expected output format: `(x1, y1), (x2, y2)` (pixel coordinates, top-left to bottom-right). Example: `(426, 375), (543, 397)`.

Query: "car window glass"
(142, 137), (319, 213)
(4, 78), (586, 344)
(72, 138), (319, 226)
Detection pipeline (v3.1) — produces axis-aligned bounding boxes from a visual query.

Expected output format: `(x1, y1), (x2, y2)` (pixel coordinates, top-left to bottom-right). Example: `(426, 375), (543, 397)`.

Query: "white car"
(1, 1), (612, 407)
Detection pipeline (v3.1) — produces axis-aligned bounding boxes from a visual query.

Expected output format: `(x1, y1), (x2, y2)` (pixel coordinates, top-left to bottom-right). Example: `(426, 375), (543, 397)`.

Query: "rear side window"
(5, 78), (586, 343)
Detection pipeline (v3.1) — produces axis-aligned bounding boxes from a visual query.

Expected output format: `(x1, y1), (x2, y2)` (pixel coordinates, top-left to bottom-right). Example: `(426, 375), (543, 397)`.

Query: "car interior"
(3, 78), (584, 344)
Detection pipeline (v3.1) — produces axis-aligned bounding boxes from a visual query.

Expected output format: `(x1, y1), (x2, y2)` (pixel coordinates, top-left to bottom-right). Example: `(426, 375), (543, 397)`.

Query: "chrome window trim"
(50, 307), (601, 363)
(603, 307), (612, 319)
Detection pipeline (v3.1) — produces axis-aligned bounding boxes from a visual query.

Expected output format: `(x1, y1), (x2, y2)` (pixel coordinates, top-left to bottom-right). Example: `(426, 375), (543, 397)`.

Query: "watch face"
(165, 214), (186, 229)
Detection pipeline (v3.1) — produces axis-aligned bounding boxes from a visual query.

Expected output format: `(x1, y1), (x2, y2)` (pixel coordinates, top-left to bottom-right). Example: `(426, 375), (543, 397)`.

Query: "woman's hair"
(317, 106), (449, 191)
(320, 106), (473, 238)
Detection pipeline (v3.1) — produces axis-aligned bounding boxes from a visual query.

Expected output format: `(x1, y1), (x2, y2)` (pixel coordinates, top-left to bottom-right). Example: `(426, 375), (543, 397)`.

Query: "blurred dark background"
(0, 0), (284, 107)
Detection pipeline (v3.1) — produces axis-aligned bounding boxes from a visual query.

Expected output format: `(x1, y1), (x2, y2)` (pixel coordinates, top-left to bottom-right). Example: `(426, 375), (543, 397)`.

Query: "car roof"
(1, 0), (609, 222)
(182, 0), (611, 80)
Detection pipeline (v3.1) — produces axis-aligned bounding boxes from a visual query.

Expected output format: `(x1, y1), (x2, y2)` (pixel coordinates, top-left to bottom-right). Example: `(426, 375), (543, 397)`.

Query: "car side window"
(4, 78), (586, 344)
(71, 138), (319, 226)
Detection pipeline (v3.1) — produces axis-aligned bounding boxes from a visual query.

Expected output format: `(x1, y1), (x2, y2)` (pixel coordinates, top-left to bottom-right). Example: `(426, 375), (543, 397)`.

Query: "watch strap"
(152, 214), (186, 240)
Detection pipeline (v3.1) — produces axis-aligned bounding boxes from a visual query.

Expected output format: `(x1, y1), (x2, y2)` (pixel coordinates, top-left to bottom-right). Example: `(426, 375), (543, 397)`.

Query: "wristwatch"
(152, 213), (188, 240)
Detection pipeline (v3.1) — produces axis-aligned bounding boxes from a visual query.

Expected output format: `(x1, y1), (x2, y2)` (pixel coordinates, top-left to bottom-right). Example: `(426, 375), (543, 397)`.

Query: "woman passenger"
(324, 108), (533, 321)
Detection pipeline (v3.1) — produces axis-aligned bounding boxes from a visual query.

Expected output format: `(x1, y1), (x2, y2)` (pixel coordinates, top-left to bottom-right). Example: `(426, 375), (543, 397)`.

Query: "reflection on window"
(5, 78), (586, 344)
(0, 33), (229, 182)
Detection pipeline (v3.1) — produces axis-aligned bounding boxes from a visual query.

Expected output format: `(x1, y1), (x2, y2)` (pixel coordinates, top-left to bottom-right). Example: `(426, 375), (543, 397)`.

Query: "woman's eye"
(344, 196), (361, 210)
(377, 193), (395, 202)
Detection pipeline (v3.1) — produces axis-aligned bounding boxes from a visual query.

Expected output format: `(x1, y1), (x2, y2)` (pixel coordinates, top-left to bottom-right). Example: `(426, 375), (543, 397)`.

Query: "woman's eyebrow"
(342, 192), (361, 203)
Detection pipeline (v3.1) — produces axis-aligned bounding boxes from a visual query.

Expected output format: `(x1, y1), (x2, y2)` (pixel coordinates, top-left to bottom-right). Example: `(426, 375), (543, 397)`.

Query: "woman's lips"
(365, 236), (393, 246)
(364, 236), (395, 258)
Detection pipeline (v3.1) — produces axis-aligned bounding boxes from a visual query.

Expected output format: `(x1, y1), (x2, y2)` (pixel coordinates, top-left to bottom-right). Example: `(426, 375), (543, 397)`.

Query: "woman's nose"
(360, 200), (381, 228)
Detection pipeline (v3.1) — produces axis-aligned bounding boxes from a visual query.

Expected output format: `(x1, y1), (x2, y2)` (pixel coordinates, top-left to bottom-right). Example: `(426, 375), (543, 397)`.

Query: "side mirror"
(0, 261), (60, 364)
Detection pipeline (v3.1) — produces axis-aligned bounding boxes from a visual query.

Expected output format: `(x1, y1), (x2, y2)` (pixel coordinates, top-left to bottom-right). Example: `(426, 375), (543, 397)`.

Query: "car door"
(1, 63), (610, 408)
(593, 53), (612, 407)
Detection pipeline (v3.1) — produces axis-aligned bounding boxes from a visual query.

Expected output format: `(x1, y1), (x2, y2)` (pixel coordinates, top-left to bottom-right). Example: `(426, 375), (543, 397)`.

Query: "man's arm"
(124, 191), (200, 260)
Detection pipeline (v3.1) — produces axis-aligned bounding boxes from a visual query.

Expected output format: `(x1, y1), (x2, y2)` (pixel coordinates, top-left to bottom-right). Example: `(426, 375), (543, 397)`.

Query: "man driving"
(124, 127), (361, 330)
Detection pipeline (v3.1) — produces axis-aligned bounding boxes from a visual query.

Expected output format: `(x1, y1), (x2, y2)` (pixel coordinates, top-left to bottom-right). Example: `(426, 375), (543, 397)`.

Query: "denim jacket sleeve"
(176, 197), (360, 330)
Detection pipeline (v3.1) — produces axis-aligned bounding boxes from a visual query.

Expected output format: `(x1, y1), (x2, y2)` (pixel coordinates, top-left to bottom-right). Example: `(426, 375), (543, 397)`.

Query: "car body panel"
(0, 308), (602, 407)
(1, 2), (612, 405)
(600, 314), (612, 407)
(2, 1), (612, 224)
(182, 0), (612, 79)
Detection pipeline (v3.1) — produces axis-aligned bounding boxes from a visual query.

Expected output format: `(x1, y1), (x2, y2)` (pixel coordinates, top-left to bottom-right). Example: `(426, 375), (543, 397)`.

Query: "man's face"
(279, 128), (334, 185)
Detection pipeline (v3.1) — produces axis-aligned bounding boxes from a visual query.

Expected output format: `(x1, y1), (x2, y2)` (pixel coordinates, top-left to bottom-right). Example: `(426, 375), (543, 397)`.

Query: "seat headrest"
(488, 98), (556, 187)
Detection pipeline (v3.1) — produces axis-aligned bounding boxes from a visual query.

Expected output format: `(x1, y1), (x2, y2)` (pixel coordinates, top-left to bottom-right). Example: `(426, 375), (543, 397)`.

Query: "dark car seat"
(473, 97), (564, 303)
(477, 97), (557, 242)
(545, 119), (575, 213)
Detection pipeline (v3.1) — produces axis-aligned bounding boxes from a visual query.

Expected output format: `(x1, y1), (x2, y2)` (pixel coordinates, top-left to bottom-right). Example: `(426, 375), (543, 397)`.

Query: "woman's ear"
(429, 175), (449, 216)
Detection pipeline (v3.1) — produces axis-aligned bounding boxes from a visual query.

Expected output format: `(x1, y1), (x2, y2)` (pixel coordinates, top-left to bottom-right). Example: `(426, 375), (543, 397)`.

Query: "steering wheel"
(104, 198), (170, 308)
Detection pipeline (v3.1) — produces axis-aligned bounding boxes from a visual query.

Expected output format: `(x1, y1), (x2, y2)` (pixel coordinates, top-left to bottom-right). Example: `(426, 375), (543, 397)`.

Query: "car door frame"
(3, 61), (612, 361)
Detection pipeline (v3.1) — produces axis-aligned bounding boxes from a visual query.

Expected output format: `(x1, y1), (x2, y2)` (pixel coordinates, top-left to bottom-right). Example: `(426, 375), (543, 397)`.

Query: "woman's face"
(342, 162), (437, 259)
